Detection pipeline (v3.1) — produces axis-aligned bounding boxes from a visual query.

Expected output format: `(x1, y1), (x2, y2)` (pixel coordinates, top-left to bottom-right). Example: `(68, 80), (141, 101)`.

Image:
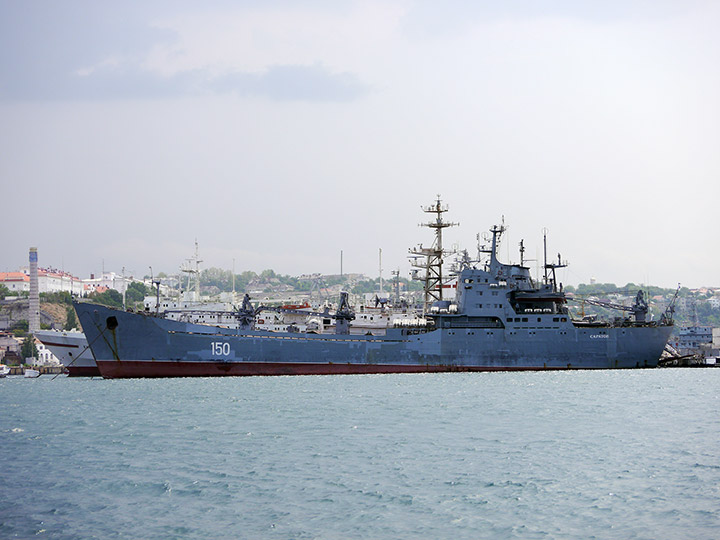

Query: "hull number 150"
(211, 342), (231, 356)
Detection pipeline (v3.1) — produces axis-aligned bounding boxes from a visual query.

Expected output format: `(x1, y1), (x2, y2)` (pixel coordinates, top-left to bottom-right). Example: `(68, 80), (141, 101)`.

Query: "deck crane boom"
(572, 290), (649, 322)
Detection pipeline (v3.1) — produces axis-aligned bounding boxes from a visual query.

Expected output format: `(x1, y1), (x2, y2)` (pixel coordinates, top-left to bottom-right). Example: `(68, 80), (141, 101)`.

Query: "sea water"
(1, 369), (719, 540)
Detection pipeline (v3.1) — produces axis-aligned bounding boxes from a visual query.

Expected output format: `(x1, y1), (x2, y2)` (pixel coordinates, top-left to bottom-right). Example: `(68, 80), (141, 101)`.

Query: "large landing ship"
(75, 199), (674, 378)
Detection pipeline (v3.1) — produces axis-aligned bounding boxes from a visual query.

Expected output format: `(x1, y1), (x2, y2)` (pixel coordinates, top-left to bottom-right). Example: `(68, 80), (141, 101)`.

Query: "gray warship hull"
(34, 329), (100, 377)
(75, 201), (675, 379)
(74, 302), (673, 379)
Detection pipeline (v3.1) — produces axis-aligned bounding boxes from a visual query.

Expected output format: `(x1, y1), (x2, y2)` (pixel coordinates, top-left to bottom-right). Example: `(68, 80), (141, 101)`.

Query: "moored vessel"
(24, 368), (40, 378)
(35, 329), (100, 377)
(75, 199), (675, 378)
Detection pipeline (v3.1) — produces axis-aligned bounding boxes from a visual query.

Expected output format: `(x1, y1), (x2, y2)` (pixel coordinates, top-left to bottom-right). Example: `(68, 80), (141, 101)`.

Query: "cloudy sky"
(1, 0), (718, 289)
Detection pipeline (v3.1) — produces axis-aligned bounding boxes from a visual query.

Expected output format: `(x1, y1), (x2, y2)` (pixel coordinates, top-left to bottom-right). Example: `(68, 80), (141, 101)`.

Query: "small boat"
(24, 368), (40, 378)
(0, 364), (10, 378)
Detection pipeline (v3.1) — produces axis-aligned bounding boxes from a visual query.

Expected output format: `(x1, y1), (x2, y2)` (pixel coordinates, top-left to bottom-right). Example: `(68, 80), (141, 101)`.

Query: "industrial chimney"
(29, 247), (40, 333)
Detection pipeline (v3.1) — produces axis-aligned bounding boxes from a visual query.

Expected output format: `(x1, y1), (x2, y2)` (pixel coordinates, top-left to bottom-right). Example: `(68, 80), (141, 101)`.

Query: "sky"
(1, 0), (718, 289)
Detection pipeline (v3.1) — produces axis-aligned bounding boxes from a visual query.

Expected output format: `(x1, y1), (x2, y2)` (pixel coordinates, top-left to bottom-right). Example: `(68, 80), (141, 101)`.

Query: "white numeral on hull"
(211, 342), (231, 356)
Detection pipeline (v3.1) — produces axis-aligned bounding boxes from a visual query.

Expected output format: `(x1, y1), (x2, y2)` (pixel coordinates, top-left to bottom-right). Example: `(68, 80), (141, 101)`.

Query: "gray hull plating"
(75, 302), (673, 378)
(75, 207), (674, 378)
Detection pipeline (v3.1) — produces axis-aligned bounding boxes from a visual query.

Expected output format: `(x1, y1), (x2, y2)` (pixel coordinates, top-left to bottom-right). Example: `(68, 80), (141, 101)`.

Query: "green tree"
(89, 289), (123, 308)
(201, 267), (233, 291)
(65, 306), (78, 330)
(11, 319), (29, 337)
(21, 335), (38, 361)
(236, 271), (258, 291)
(125, 281), (149, 304)
(0, 284), (10, 297)
(260, 269), (276, 280)
(39, 291), (73, 304)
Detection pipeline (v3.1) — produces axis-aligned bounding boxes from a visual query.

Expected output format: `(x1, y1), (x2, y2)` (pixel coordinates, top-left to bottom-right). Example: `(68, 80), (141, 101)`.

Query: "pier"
(5, 366), (66, 376)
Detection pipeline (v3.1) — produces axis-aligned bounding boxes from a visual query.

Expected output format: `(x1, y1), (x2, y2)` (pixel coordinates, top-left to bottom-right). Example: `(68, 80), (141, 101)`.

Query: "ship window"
(522, 317), (528, 322)
(477, 291), (483, 295)
(537, 317), (542, 322)
(477, 304), (483, 308)
(553, 317), (559, 322)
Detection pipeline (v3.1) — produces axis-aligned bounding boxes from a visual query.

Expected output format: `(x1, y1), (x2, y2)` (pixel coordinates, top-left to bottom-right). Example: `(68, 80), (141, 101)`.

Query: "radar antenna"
(542, 229), (567, 292)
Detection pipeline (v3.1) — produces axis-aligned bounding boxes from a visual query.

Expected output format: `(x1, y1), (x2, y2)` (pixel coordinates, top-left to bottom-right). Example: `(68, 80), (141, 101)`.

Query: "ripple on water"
(1, 370), (719, 539)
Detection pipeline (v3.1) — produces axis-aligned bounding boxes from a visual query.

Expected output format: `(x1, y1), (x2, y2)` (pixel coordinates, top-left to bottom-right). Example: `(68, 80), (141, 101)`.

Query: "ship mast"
(180, 239), (203, 303)
(542, 229), (567, 292)
(409, 196), (458, 314)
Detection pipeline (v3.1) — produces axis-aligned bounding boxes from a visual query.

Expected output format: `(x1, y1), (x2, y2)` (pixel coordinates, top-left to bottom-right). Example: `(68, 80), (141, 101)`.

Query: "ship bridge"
(448, 220), (572, 319)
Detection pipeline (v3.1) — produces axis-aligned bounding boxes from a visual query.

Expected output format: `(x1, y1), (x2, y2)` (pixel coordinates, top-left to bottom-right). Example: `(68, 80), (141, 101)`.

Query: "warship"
(74, 199), (674, 378)
(34, 329), (99, 377)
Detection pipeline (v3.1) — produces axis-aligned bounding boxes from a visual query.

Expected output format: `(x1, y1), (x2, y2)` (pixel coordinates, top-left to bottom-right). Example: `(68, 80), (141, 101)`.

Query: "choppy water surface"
(1, 369), (719, 539)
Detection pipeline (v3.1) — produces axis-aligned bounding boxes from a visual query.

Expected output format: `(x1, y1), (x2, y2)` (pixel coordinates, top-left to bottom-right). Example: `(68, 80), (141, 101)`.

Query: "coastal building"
(82, 271), (133, 296)
(0, 269), (84, 295)
(0, 272), (29, 293)
(28, 339), (60, 367)
(0, 332), (21, 363)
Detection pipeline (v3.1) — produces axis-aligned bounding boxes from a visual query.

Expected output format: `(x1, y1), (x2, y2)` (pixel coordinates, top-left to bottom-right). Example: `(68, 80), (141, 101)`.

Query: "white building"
(82, 272), (133, 296)
(29, 340), (61, 367)
(0, 269), (84, 295)
(0, 272), (29, 293)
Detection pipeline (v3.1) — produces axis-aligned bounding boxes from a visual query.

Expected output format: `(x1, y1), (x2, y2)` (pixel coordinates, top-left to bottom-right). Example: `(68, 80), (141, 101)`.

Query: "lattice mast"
(409, 196), (458, 314)
(180, 239), (203, 302)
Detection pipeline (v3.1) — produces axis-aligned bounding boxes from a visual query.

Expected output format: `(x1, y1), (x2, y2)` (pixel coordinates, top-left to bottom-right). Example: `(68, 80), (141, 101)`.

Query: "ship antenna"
(542, 228), (548, 285)
(194, 239), (202, 302)
(408, 195), (458, 314)
(149, 266), (160, 316)
(379, 248), (383, 294)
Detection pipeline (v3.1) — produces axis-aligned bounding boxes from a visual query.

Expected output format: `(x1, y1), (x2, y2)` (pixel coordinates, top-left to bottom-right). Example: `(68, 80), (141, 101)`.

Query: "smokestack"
(29, 247), (40, 333)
